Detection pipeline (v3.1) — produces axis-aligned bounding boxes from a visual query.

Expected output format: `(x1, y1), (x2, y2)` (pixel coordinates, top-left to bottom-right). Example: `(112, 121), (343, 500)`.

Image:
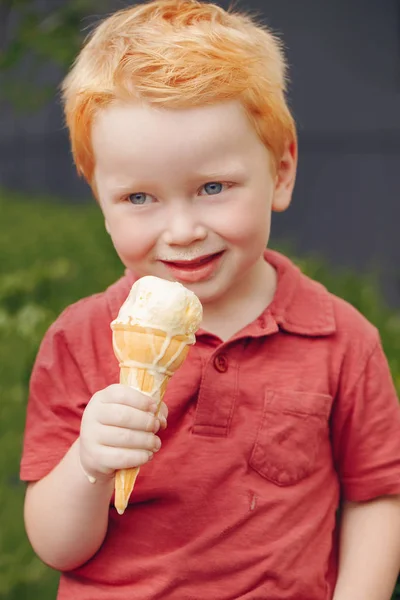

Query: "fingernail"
(153, 419), (161, 433)
(149, 402), (158, 414)
(148, 452), (154, 461)
(154, 437), (161, 451)
(161, 417), (168, 430)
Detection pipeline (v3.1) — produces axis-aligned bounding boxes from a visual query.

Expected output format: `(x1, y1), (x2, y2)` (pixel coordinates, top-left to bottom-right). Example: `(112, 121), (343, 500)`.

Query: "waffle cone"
(112, 324), (191, 515)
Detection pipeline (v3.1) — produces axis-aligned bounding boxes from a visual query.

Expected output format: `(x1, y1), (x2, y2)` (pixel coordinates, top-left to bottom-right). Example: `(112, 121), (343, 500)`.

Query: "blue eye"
(202, 182), (224, 195)
(128, 193), (152, 205)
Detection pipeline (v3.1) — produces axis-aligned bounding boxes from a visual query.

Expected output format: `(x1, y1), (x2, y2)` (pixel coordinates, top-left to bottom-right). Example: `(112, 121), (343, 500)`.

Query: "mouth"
(160, 251), (225, 283)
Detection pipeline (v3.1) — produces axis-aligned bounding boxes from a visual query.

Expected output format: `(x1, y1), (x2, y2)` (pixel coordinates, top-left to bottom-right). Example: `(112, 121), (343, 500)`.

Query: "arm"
(24, 439), (114, 571)
(333, 496), (400, 600)
(24, 386), (165, 572)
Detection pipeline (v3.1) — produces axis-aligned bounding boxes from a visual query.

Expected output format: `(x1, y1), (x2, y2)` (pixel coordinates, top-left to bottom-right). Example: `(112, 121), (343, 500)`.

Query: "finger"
(99, 446), (155, 470)
(98, 426), (161, 452)
(157, 403), (168, 429)
(100, 384), (158, 413)
(158, 402), (168, 421)
(99, 403), (160, 432)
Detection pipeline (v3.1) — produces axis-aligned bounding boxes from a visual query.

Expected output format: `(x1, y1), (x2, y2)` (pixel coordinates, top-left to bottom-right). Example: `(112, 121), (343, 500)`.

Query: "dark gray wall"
(264, 0), (400, 305)
(1, 0), (399, 302)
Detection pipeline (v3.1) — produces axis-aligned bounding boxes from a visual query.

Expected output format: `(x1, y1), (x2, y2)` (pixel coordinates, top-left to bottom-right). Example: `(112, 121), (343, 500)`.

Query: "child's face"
(92, 100), (295, 306)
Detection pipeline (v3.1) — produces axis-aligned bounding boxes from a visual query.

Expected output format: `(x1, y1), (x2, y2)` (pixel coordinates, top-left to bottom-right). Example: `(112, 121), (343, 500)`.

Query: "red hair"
(62, 0), (296, 186)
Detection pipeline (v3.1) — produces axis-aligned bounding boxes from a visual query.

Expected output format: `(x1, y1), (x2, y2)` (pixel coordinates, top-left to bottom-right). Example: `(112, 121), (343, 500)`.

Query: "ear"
(272, 139), (298, 213)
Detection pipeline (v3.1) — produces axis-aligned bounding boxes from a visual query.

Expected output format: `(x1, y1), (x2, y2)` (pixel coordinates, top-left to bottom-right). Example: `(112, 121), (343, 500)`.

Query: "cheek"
(214, 199), (271, 246)
(107, 217), (155, 260)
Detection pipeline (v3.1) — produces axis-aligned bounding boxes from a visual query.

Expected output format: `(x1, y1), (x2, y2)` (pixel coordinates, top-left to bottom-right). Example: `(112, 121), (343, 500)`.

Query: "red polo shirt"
(21, 250), (400, 600)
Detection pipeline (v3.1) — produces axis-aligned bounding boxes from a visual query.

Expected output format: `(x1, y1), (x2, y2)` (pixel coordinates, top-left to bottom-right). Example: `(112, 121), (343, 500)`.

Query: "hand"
(79, 384), (168, 482)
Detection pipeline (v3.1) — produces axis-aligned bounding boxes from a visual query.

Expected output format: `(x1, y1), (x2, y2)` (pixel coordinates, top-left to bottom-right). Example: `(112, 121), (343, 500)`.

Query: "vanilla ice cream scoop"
(111, 275), (203, 340)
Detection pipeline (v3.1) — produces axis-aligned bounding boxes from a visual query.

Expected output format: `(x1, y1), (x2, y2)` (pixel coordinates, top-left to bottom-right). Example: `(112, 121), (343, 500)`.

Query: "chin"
(186, 278), (232, 304)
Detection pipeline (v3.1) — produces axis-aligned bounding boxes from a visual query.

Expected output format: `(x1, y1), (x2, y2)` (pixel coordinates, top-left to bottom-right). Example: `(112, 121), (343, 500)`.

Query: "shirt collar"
(262, 249), (336, 337)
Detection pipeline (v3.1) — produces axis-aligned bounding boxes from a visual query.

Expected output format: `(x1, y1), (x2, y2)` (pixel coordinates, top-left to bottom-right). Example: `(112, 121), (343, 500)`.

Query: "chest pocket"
(249, 390), (332, 486)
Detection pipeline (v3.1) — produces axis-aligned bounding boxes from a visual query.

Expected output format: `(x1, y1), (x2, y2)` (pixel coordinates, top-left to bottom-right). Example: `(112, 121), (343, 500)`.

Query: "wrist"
(75, 438), (115, 485)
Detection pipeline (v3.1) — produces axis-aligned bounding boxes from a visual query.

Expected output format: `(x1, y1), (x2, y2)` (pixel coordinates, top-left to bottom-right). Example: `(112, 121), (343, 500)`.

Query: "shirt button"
(214, 354), (228, 373)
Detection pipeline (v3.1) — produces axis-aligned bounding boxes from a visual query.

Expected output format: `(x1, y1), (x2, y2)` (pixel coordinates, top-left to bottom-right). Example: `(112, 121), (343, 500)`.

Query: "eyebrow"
(101, 162), (247, 196)
(189, 163), (248, 181)
(103, 179), (151, 195)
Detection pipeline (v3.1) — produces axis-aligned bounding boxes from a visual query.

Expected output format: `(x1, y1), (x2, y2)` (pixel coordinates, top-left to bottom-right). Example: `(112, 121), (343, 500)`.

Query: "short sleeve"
(20, 320), (92, 482)
(331, 336), (400, 501)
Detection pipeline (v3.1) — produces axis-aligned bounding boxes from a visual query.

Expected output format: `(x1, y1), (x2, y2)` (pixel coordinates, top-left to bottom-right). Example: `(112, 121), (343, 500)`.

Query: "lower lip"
(161, 252), (224, 283)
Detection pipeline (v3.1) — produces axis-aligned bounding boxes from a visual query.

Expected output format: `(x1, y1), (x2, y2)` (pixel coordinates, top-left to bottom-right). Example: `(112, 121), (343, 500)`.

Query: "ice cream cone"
(112, 324), (192, 515)
(110, 276), (202, 515)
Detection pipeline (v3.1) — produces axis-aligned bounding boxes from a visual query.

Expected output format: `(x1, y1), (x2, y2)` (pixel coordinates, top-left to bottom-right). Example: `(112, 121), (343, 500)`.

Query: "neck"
(201, 256), (277, 341)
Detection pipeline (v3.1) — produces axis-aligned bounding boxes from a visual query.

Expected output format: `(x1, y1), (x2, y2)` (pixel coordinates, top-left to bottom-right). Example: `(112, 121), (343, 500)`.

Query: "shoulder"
(328, 290), (380, 380)
(295, 271), (384, 395)
(45, 271), (133, 352)
(301, 270), (379, 353)
(31, 272), (134, 392)
(298, 273), (382, 388)
(328, 289), (378, 345)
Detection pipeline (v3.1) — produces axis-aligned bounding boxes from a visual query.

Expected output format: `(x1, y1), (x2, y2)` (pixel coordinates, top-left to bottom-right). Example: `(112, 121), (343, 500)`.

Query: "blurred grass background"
(1, 188), (399, 599)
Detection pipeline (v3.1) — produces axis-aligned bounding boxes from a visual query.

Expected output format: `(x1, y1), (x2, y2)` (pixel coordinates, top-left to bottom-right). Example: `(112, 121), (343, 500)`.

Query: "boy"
(21, 0), (400, 598)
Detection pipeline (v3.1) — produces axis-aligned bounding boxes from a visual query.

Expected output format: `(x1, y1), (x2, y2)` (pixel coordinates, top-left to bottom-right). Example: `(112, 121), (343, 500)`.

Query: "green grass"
(0, 189), (122, 598)
(0, 188), (399, 599)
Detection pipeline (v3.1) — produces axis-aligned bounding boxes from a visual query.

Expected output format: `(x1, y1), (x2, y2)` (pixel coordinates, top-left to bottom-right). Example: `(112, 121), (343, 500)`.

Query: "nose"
(162, 204), (207, 246)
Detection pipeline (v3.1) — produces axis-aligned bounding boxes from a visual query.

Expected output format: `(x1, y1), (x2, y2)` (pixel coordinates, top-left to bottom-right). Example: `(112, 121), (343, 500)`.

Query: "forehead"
(91, 99), (267, 181)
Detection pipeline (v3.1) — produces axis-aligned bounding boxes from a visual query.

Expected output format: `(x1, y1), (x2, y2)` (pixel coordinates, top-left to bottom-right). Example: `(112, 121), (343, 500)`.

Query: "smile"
(160, 251), (225, 283)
